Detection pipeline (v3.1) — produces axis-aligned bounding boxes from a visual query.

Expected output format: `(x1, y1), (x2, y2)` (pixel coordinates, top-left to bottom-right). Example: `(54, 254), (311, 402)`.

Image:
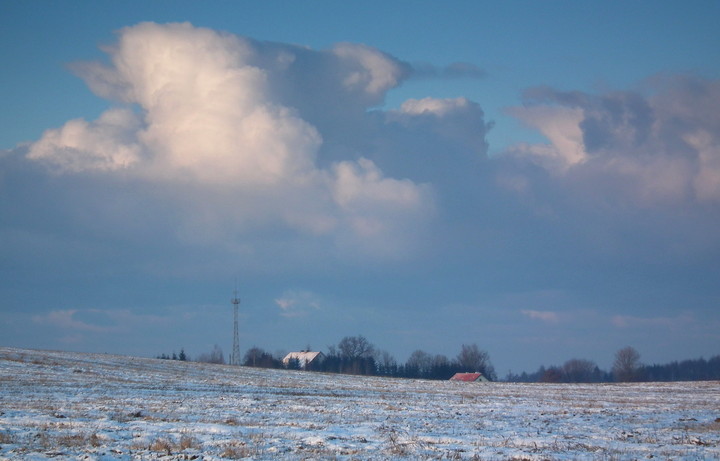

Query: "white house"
(282, 351), (325, 369)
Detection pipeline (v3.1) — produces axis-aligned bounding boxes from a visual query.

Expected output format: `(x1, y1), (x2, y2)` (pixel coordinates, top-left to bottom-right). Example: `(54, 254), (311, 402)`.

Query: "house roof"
(450, 372), (488, 382)
(282, 351), (324, 366)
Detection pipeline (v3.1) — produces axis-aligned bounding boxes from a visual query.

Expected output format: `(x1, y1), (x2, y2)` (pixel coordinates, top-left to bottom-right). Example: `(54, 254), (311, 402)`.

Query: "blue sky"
(2, 1), (719, 375)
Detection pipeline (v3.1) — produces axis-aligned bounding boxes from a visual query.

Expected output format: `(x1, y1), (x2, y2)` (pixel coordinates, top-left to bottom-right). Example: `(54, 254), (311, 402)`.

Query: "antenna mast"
(230, 286), (241, 366)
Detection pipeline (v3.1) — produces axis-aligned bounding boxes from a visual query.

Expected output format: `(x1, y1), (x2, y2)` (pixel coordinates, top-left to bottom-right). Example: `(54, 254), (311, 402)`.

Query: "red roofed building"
(450, 372), (489, 382)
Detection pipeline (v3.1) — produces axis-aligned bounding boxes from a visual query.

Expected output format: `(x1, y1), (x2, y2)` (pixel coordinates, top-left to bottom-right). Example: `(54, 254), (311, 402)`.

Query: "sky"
(2, 1), (720, 376)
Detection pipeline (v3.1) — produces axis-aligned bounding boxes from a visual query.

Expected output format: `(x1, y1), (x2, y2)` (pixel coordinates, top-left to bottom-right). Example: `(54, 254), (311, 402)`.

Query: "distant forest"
(505, 354), (720, 383)
(159, 340), (720, 383)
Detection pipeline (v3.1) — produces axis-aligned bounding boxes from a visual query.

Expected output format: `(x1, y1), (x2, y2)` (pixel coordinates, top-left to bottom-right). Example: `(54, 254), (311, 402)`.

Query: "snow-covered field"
(0, 347), (718, 460)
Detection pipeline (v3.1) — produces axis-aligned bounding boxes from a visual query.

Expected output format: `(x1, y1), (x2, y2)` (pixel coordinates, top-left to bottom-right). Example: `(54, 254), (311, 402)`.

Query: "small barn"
(282, 351), (325, 369)
(450, 372), (489, 382)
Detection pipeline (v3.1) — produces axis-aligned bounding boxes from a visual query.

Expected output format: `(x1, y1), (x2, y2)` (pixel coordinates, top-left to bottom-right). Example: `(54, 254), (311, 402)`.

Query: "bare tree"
(613, 346), (642, 382)
(562, 358), (599, 382)
(406, 350), (433, 375)
(376, 349), (398, 376)
(337, 335), (374, 359)
(432, 354), (451, 369)
(456, 344), (496, 380)
(243, 346), (265, 367)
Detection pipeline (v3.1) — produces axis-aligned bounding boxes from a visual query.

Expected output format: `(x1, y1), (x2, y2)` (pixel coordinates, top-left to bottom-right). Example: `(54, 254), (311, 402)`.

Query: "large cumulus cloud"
(23, 22), (459, 261)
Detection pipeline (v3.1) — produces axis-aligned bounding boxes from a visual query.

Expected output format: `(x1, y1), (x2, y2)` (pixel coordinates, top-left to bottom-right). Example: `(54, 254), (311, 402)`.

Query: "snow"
(0, 347), (718, 460)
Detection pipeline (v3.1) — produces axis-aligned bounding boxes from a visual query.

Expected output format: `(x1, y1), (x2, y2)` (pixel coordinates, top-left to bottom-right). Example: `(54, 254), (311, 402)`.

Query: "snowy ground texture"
(1, 348), (719, 460)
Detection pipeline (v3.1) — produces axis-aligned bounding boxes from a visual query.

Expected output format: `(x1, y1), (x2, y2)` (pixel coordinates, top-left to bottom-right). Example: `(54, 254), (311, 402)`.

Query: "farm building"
(282, 351), (325, 369)
(450, 372), (489, 382)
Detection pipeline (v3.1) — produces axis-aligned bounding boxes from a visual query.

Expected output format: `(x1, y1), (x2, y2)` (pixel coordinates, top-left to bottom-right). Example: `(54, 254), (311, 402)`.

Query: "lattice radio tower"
(230, 287), (241, 366)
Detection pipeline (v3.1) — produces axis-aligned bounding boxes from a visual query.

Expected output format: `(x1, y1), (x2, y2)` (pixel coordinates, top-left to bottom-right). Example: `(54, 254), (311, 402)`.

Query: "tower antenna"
(230, 283), (241, 366)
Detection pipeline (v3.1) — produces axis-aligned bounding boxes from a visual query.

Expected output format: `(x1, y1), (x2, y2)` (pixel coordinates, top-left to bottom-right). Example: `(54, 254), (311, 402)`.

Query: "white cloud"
(23, 22), (436, 261)
(74, 22), (321, 185)
(400, 97), (472, 117)
(332, 42), (408, 97)
(32, 309), (110, 333)
(330, 158), (435, 258)
(331, 158), (430, 215)
(505, 106), (586, 173)
(503, 77), (720, 205)
(27, 108), (142, 172)
(275, 290), (321, 318)
(521, 309), (560, 323)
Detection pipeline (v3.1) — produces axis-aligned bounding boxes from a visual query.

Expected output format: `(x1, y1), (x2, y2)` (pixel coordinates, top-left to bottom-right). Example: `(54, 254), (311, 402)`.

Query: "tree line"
(164, 342), (720, 383)
(188, 335), (497, 381)
(505, 346), (720, 383)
